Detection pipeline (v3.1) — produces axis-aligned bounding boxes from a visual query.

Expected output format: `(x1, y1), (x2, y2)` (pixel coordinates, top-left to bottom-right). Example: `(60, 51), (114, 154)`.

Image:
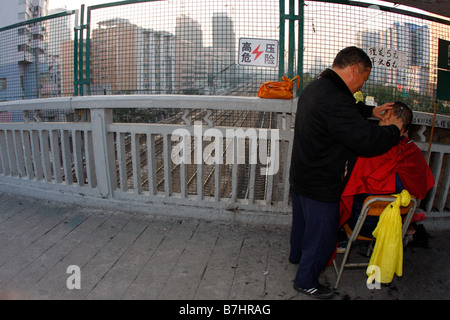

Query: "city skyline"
(0, 0), (448, 116)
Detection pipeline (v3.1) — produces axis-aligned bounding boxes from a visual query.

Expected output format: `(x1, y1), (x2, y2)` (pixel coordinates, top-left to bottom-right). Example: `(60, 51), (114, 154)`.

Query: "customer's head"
(379, 101), (413, 135)
(332, 47), (372, 93)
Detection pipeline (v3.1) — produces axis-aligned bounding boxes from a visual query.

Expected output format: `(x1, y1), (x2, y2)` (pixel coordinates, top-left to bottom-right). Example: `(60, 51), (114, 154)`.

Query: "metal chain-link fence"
(0, 11), (76, 101)
(302, 0), (450, 115)
(86, 0), (280, 97)
(0, 0), (449, 116)
(0, 10), (77, 122)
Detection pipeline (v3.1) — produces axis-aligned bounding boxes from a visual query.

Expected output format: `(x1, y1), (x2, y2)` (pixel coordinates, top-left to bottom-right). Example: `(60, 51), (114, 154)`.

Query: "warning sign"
(238, 38), (279, 68)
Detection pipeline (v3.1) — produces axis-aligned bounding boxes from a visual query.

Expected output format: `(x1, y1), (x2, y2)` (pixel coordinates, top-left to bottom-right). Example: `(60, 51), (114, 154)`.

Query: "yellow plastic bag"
(366, 190), (411, 284)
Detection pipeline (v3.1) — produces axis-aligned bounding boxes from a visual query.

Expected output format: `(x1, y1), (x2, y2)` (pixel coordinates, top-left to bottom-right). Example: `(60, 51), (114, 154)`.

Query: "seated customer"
(339, 102), (435, 241)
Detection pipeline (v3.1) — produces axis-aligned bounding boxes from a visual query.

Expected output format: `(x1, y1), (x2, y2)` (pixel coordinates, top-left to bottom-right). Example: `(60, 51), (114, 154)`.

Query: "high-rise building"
(356, 21), (430, 95)
(175, 14), (203, 49)
(0, 0), (48, 28)
(0, 0), (52, 103)
(175, 14), (204, 93)
(212, 13), (236, 91)
(212, 13), (236, 65)
(392, 22), (430, 94)
(88, 18), (175, 95)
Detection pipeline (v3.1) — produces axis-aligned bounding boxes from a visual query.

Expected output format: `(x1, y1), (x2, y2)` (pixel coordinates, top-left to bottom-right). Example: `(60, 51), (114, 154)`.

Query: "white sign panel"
(367, 46), (407, 70)
(412, 112), (450, 129)
(238, 38), (279, 68)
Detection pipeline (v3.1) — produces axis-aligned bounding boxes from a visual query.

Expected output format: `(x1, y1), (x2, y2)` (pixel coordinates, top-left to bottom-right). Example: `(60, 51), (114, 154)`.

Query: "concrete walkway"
(0, 192), (449, 300)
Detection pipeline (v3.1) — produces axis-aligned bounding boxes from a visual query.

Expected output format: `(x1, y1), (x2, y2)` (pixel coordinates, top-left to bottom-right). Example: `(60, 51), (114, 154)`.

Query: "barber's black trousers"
(289, 190), (339, 289)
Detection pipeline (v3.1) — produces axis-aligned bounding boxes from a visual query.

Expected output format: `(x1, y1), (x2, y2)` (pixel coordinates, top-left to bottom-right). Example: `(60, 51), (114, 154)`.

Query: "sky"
(48, 0), (431, 14)
(49, 0), (115, 10)
(45, 0), (433, 58)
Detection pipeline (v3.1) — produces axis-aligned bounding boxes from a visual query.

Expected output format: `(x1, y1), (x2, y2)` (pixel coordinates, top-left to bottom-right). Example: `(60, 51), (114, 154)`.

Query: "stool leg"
(334, 240), (354, 290)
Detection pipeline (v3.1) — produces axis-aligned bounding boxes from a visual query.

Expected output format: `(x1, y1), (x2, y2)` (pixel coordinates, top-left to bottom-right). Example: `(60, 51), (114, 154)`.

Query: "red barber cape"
(339, 137), (435, 227)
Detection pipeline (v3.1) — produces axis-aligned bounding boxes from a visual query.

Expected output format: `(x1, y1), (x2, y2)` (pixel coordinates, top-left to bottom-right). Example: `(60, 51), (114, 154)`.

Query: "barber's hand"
(373, 102), (394, 120)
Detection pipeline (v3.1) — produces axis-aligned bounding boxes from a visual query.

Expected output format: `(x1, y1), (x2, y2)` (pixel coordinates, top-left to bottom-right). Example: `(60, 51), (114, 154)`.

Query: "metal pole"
(78, 5), (85, 96)
(279, 0), (286, 79)
(288, 0), (295, 79)
(74, 23), (78, 96)
(86, 6), (91, 95)
(298, 0), (304, 90)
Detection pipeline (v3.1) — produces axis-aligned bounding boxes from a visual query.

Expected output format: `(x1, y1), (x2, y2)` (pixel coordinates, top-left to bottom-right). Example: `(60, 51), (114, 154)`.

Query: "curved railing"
(0, 95), (448, 224)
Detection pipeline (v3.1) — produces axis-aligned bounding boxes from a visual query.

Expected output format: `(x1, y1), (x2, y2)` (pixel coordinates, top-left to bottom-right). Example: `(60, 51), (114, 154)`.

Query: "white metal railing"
(0, 95), (448, 225)
(0, 95), (296, 224)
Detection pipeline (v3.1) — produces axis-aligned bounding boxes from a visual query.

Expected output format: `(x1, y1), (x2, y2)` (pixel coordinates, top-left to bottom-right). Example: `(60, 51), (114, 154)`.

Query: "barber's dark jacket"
(289, 68), (401, 203)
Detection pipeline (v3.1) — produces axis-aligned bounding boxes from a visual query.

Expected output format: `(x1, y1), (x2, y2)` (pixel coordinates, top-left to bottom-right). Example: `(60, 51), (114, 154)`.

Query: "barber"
(289, 46), (403, 299)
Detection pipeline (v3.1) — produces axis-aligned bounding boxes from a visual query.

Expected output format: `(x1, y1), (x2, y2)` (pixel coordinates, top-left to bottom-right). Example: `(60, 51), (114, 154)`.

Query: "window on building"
(0, 78), (6, 91)
(18, 44), (31, 52)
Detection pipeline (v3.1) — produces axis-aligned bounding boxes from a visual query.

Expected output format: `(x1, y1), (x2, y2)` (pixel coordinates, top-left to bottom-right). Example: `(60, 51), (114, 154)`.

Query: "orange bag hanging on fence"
(258, 75), (300, 99)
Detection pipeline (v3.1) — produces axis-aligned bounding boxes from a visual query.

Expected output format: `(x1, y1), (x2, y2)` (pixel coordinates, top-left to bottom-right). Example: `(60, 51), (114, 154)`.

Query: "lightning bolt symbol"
(252, 44), (264, 61)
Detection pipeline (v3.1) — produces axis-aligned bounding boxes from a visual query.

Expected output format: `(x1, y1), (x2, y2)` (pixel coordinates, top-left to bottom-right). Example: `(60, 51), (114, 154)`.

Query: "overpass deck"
(0, 192), (449, 300)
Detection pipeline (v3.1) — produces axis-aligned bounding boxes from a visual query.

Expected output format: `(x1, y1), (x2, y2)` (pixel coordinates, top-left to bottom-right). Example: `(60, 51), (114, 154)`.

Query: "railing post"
(90, 108), (116, 198)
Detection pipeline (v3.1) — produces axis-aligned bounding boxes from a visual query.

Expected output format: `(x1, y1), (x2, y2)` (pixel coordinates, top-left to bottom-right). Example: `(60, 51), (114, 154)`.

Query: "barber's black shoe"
(293, 283), (334, 299)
